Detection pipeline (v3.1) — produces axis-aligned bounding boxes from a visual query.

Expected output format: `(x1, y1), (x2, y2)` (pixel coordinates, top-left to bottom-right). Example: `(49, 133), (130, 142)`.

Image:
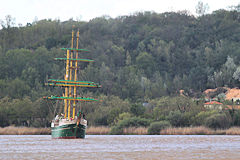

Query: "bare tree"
(195, 1), (209, 16)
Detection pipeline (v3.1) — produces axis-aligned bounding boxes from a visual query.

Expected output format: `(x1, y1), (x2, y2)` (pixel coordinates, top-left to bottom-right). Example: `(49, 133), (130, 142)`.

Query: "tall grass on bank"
(86, 126), (110, 135)
(0, 126), (50, 135)
(160, 126), (240, 135)
(123, 127), (148, 135)
(0, 126), (111, 135)
(160, 126), (215, 135)
(87, 126), (148, 135)
(1, 126), (240, 135)
(225, 127), (240, 135)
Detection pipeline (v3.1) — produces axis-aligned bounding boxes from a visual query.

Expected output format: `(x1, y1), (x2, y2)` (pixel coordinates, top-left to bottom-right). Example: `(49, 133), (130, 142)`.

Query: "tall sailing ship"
(44, 29), (101, 139)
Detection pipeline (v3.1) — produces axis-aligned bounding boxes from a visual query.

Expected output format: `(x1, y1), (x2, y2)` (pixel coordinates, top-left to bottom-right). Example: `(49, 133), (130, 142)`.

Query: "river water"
(0, 135), (240, 160)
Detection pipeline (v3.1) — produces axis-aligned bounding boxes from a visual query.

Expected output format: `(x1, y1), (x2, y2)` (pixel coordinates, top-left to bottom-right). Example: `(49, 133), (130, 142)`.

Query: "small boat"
(44, 29), (101, 139)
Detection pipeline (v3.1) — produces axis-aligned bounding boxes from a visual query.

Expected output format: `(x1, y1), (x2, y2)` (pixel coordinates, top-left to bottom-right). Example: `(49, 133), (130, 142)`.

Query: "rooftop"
(204, 101), (223, 105)
(225, 88), (240, 100)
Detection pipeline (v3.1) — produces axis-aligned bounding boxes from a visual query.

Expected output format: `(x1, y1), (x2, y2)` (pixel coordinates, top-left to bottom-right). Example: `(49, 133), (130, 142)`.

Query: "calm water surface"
(0, 135), (240, 160)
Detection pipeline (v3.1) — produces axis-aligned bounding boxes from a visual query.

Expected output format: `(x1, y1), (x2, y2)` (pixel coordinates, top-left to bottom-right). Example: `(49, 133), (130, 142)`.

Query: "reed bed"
(160, 126), (240, 135)
(1, 126), (240, 135)
(123, 127), (148, 135)
(161, 126), (215, 135)
(0, 126), (50, 135)
(86, 126), (110, 135)
(225, 127), (240, 135)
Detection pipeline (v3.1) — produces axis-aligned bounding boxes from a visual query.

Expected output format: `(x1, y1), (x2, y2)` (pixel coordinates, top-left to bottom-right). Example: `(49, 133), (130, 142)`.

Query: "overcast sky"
(0, 0), (239, 26)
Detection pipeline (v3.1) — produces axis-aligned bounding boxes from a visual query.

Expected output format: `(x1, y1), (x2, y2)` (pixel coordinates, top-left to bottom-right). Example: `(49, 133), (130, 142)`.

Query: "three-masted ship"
(44, 29), (101, 139)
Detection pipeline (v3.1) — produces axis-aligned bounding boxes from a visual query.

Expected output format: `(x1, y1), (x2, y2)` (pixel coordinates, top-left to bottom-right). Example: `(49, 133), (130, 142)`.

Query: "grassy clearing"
(1, 126), (240, 135)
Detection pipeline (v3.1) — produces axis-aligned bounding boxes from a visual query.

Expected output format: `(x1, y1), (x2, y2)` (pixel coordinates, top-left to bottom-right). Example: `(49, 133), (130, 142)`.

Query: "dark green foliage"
(136, 52), (155, 77)
(148, 121), (171, 135)
(167, 110), (187, 127)
(85, 95), (131, 126)
(0, 97), (11, 127)
(109, 126), (123, 135)
(118, 117), (151, 128)
(1, 8), (240, 128)
(130, 104), (146, 117)
(204, 113), (231, 129)
(0, 11), (240, 101)
(0, 97), (52, 127)
(110, 117), (151, 134)
(231, 110), (240, 126)
(93, 114), (108, 126)
(6, 78), (31, 99)
(193, 110), (218, 126)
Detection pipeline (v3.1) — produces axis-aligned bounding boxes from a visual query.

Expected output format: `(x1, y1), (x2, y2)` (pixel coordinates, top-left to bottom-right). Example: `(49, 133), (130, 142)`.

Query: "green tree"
(167, 110), (187, 127)
(7, 78), (31, 99)
(148, 121), (171, 135)
(136, 52), (155, 77)
(233, 66), (240, 82)
(130, 104), (146, 117)
(195, 1), (209, 16)
(205, 113), (231, 129)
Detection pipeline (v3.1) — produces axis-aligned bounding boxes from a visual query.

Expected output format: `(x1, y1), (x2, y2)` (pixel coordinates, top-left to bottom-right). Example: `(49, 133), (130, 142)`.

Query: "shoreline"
(1, 126), (240, 135)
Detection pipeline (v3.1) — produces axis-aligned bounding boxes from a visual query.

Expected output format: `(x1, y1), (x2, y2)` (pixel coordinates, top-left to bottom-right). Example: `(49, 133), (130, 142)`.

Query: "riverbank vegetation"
(1, 126), (240, 135)
(1, 5), (240, 132)
(0, 126), (50, 135)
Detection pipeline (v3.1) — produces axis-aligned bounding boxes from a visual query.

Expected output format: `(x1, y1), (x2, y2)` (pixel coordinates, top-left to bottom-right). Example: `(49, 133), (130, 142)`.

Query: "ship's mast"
(64, 49), (69, 118)
(73, 30), (79, 119)
(68, 29), (74, 120)
(44, 29), (101, 120)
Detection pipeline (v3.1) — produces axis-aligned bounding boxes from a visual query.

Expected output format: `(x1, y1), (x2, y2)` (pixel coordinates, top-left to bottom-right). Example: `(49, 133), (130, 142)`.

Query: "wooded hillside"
(1, 7), (240, 128)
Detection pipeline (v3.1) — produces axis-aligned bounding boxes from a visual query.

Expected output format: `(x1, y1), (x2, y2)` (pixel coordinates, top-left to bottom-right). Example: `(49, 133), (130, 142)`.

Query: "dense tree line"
(0, 6), (240, 129)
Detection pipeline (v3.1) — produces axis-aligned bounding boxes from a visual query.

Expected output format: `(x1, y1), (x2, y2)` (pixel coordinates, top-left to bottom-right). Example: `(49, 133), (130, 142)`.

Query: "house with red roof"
(204, 101), (223, 110)
(225, 88), (240, 102)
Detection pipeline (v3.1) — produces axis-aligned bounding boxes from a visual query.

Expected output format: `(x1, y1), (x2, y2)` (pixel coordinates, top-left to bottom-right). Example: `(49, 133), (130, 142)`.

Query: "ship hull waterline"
(51, 123), (86, 139)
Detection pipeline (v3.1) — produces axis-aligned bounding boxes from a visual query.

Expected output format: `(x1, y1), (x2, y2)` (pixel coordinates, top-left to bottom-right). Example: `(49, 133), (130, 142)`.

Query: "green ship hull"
(51, 123), (86, 139)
